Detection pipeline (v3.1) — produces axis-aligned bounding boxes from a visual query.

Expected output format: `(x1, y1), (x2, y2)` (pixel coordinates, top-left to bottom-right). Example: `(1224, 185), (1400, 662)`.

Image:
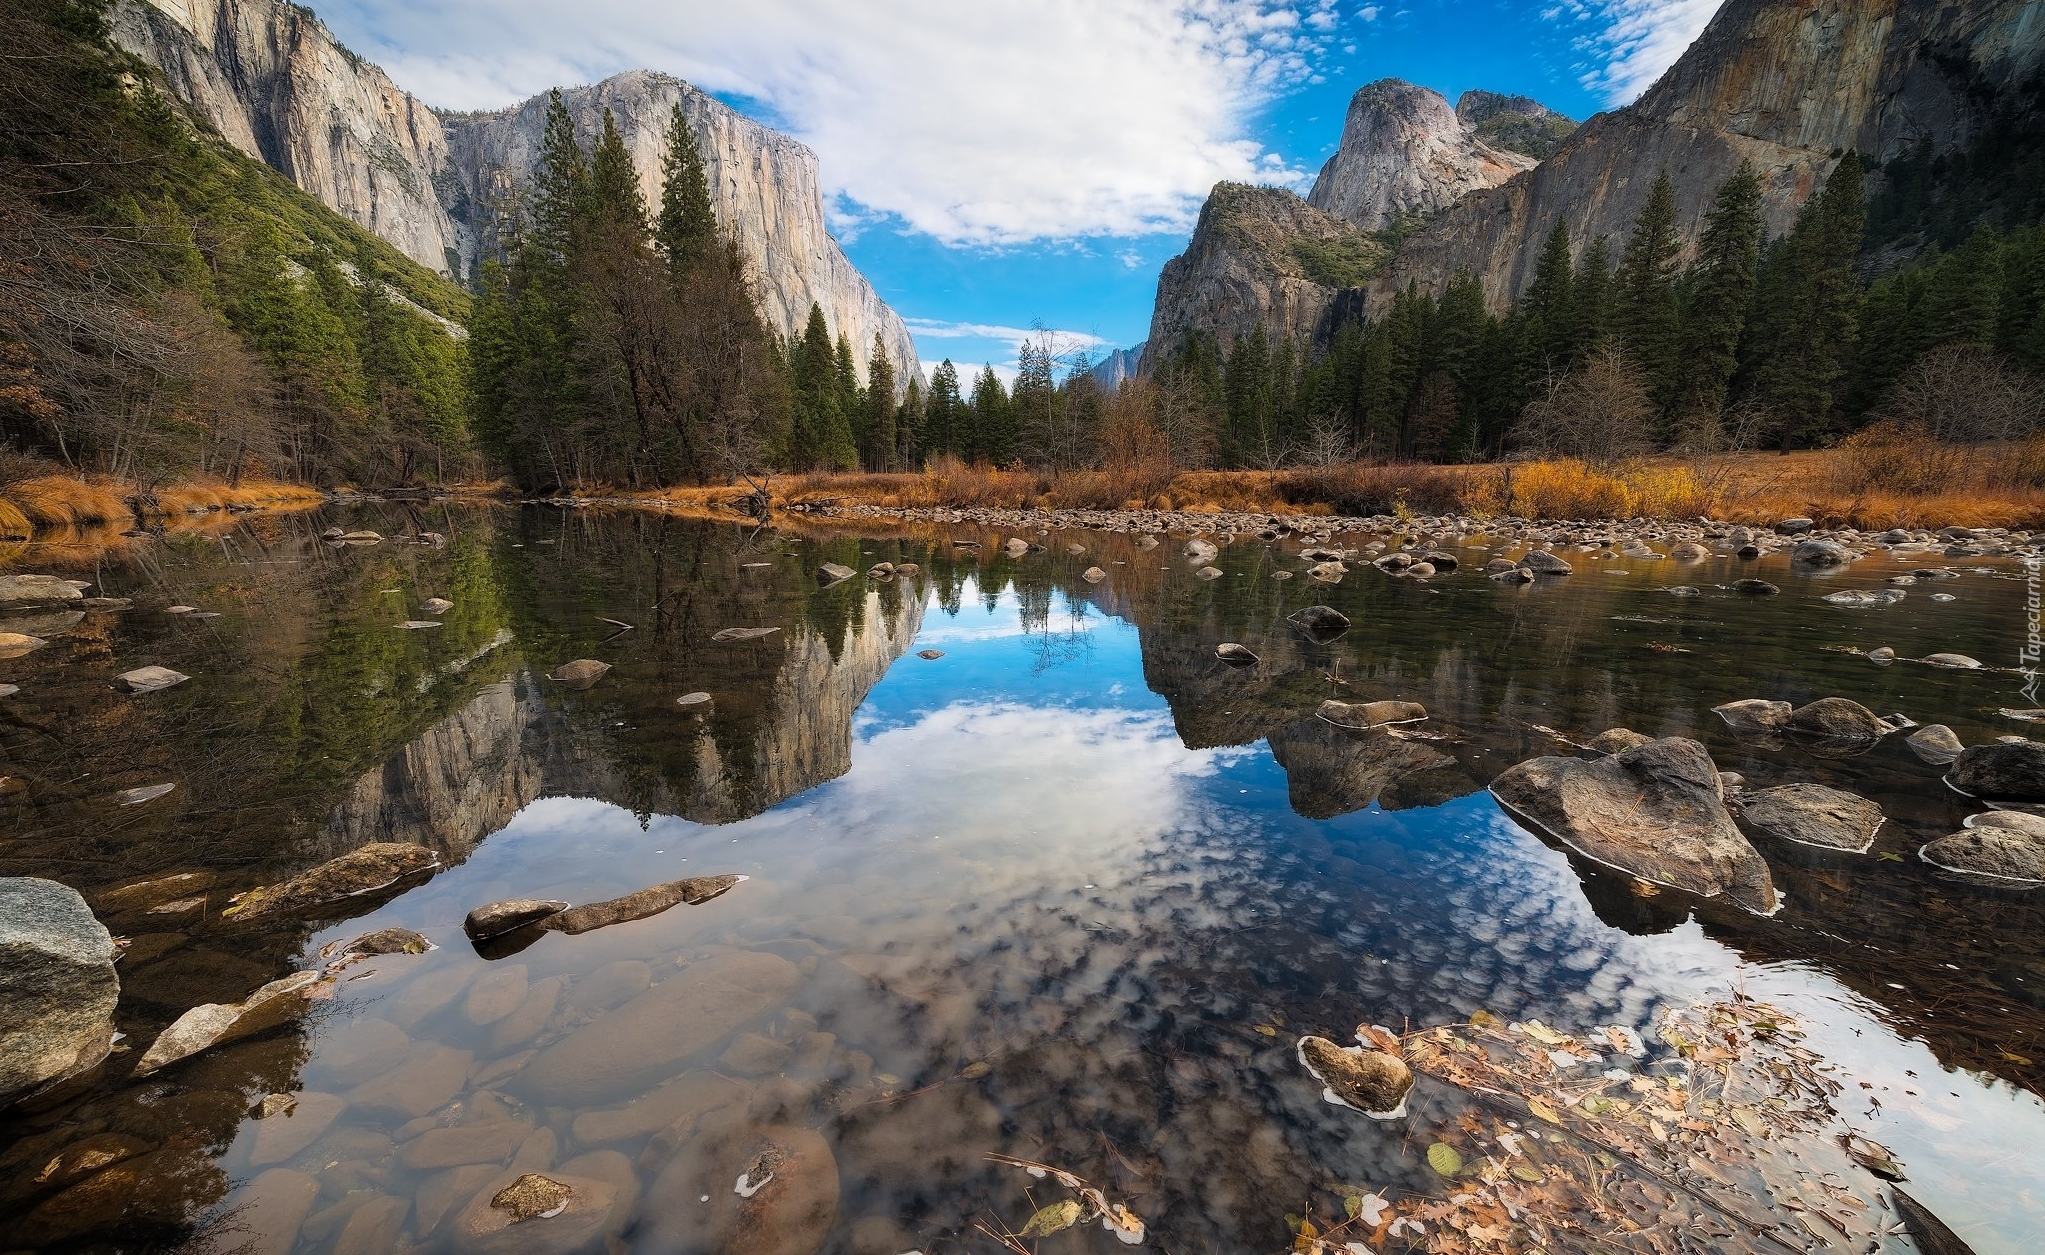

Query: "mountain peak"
(1305, 80), (1535, 232)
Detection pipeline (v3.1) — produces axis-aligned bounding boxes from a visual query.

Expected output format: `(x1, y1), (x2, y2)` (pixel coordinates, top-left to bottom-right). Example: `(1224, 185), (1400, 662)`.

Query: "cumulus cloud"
(320, 0), (1340, 246)
(1572, 0), (1721, 106)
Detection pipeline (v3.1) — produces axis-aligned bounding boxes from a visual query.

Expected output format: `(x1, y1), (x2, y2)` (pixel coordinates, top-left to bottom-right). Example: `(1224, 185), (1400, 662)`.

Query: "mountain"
(1306, 79), (1541, 231)
(111, 0), (918, 384)
(440, 72), (919, 386)
(1086, 342), (1146, 389)
(1144, 184), (1382, 356)
(1455, 91), (1577, 161)
(1368, 0), (2044, 313)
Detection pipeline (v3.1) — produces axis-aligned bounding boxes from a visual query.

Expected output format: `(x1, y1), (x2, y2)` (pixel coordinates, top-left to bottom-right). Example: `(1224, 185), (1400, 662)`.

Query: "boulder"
(1671, 542), (1710, 561)
(1215, 643), (1258, 665)
(0, 879), (119, 1104)
(464, 900), (570, 942)
(1406, 561), (1437, 577)
(1489, 565), (1534, 583)
(1920, 828), (2045, 884)
(548, 659), (610, 689)
(1317, 699), (1427, 730)
(1713, 699), (1790, 733)
(135, 970), (325, 1075)
(224, 843), (440, 920)
(1588, 728), (1652, 754)
(1783, 698), (1890, 747)
(1183, 539), (1218, 563)
(1082, 566), (1107, 583)
(642, 1122), (839, 1255)
(1868, 646), (1897, 664)
(1736, 783), (1884, 853)
(1297, 1036), (1411, 1118)
(0, 574), (85, 610)
(1733, 578), (1779, 595)
(1922, 653), (1982, 669)
(545, 875), (742, 935)
(1286, 605), (1350, 642)
(519, 952), (803, 1105)
(1906, 725), (1965, 765)
(1776, 517), (1814, 534)
(1308, 561), (1347, 583)
(1003, 539), (1031, 558)
(1490, 737), (1777, 914)
(816, 562), (857, 585)
(1522, 551), (1572, 575)
(1948, 741), (2045, 801)
(1969, 810), (2045, 839)
(450, 1170), (619, 1255)
(1791, 539), (1851, 566)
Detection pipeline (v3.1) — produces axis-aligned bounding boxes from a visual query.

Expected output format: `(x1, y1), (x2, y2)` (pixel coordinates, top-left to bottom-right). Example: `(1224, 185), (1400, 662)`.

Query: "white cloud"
(323, 0), (1341, 246)
(1573, 0), (1720, 106)
(904, 319), (1110, 351)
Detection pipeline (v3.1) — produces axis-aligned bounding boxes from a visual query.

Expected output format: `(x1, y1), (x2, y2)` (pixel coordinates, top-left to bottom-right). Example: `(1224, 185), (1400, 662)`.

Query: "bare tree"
(1512, 342), (1655, 469)
(1878, 343), (2043, 445)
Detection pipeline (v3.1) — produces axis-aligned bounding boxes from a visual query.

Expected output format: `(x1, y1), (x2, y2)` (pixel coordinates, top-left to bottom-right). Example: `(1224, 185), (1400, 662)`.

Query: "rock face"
(1307, 80), (1538, 231)
(441, 72), (918, 385)
(1, 879), (120, 1104)
(1489, 737), (1778, 913)
(1086, 342), (1146, 390)
(111, 1), (918, 386)
(1455, 91), (1577, 160)
(1145, 183), (1382, 352)
(1367, 0), (2042, 313)
(110, 0), (456, 270)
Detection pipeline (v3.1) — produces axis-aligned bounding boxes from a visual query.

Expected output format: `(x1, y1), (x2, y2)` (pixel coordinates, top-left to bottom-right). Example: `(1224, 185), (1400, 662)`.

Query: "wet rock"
(1869, 646), (1897, 664)
(1970, 810), (2045, 838)
(1587, 728), (1652, 754)
(1489, 565), (1534, 583)
(418, 1164), (501, 1237)
(1737, 784), (1884, 853)
(564, 960), (653, 1019)
(916, 649), (944, 660)
(1317, 699), (1427, 730)
(489, 976), (566, 1053)
(1490, 737), (1777, 913)
(465, 965), (531, 1025)
(1215, 642), (1258, 665)
(224, 843), (440, 920)
(1375, 552), (1413, 571)
(1406, 560), (1437, 577)
(452, 1170), (617, 1255)
(334, 926), (432, 959)
(0, 574), (84, 609)
(1776, 517), (1814, 534)
(545, 874), (744, 935)
(348, 1041), (472, 1119)
(643, 1122), (839, 1255)
(1791, 539), (1851, 566)
(423, 598), (455, 614)
(0, 631), (48, 658)
(339, 530), (383, 543)
(1135, 535), (1158, 549)
(1671, 542), (1709, 561)
(1906, 724), (1965, 764)
(1, 878), (119, 1105)
(400, 1120), (535, 1170)
(1922, 652), (1981, 669)
(1183, 539), (1218, 562)
(713, 627), (782, 642)
(1522, 551), (1572, 575)
(18, 1132), (153, 1196)
(1196, 565), (1223, 580)
(317, 1018), (410, 1087)
(520, 952), (803, 1105)
(1308, 561), (1347, 582)
(115, 782), (176, 806)
(676, 692), (712, 707)
(1297, 1036), (1412, 1118)
(13, 1145), (217, 1246)
(1421, 550), (1458, 571)
(1823, 589), (1906, 607)
(249, 1091), (347, 1166)
(1712, 699), (1790, 733)
(1733, 578), (1778, 595)
(1286, 605), (1350, 642)
(571, 1071), (749, 1147)
(96, 871), (213, 914)
(1082, 566), (1107, 583)
(1920, 828), (2045, 884)
(83, 595), (132, 610)
(228, 1169), (320, 1255)
(720, 1031), (795, 1076)
(0, 682), (16, 697)
(398, 619), (444, 629)
(465, 900), (569, 942)
(135, 970), (325, 1076)
(549, 659), (611, 689)
(1666, 585), (1700, 596)
(1003, 538), (1031, 558)
(1783, 698), (1890, 747)
(1948, 741), (2045, 801)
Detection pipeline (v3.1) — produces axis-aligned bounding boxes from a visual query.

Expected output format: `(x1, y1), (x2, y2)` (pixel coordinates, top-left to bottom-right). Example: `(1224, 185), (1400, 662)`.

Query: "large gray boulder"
(1490, 737), (1777, 914)
(1, 879), (119, 1104)
(1948, 741), (2045, 801)
(0, 575), (84, 611)
(1736, 783), (1883, 852)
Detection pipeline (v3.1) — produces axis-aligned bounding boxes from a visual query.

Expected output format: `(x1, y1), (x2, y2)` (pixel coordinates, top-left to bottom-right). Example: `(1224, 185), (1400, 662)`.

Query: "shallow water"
(2, 507), (2043, 1253)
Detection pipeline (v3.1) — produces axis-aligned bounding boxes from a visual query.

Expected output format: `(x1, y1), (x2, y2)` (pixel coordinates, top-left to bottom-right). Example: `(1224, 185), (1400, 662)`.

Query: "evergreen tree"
(587, 109), (646, 234)
(531, 90), (587, 268)
(1525, 218), (1575, 369)
(970, 365), (1012, 464)
(1614, 170), (1682, 418)
(1567, 237), (1613, 361)
(791, 304), (856, 469)
(864, 333), (897, 469)
(655, 103), (717, 274)
(1747, 153), (1867, 446)
(1671, 161), (1763, 432)
(896, 375), (923, 466)
(925, 359), (963, 457)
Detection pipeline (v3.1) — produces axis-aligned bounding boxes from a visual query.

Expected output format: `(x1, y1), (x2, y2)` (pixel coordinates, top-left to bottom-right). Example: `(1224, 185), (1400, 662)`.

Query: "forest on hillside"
(2, 0), (2042, 510)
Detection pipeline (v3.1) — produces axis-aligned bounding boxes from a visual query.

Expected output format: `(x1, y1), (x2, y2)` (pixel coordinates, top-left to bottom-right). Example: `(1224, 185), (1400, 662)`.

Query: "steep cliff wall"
(1145, 184), (1381, 354)
(111, 0), (458, 272)
(440, 72), (920, 385)
(1307, 80), (1536, 231)
(1369, 0), (2045, 313)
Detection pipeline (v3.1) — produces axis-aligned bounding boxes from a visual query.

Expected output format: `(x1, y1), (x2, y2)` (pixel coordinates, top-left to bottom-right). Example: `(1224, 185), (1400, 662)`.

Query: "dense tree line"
(0, 0), (473, 489)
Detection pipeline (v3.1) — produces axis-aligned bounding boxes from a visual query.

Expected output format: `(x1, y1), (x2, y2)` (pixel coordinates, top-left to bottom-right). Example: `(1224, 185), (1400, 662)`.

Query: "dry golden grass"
(0, 496), (29, 540)
(6, 476), (134, 527)
(156, 479), (324, 515)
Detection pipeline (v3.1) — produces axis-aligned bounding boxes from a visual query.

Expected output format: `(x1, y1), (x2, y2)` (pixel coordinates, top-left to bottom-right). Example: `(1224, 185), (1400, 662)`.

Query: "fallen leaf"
(1019, 1200), (1081, 1238)
(1427, 1143), (1465, 1177)
(1527, 1098), (1562, 1124)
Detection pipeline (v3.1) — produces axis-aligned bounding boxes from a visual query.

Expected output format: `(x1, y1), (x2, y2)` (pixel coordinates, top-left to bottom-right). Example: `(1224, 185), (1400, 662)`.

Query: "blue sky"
(320, 0), (1722, 380)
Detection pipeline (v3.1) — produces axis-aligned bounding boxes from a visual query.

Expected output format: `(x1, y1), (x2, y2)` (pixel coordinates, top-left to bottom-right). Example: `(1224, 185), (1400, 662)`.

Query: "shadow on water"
(1, 508), (2041, 1252)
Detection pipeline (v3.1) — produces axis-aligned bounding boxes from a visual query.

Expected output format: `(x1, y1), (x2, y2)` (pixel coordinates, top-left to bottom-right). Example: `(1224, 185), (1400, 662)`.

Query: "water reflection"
(2, 509), (2042, 1253)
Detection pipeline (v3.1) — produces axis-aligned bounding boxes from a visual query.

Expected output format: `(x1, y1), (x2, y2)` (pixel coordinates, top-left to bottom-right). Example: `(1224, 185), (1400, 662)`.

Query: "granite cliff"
(1368, 0), (2045, 313)
(112, 0), (918, 384)
(1306, 79), (1539, 231)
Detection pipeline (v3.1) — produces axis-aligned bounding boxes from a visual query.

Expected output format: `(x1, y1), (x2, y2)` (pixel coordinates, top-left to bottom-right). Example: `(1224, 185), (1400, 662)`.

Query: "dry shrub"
(1300, 463), (1471, 517)
(0, 495), (30, 540)
(1512, 344), (1655, 470)
(1833, 421), (1968, 494)
(8, 475), (132, 526)
(1505, 460), (1710, 520)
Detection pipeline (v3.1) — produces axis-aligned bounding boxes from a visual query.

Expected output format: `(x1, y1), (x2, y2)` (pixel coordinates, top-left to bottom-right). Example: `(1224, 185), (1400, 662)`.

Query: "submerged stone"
(1920, 828), (2045, 885)
(712, 627), (781, 642)
(1215, 642), (1258, 665)
(1317, 699), (1427, 730)
(1297, 1036), (1412, 1118)
(225, 843), (440, 920)
(548, 659), (611, 689)
(1737, 783), (1883, 853)
(1906, 724), (1965, 764)
(544, 874), (743, 935)
(464, 900), (569, 942)
(135, 970), (325, 1076)
(1713, 699), (1790, 733)
(114, 666), (189, 694)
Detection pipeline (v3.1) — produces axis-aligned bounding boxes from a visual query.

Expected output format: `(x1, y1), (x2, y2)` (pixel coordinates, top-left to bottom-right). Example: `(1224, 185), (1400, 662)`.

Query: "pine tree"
(531, 90), (587, 268)
(655, 103), (717, 274)
(1525, 218), (1575, 370)
(971, 365), (1012, 465)
(926, 359), (962, 457)
(1671, 162), (1763, 432)
(896, 374), (923, 467)
(1567, 237), (1613, 361)
(864, 333), (896, 469)
(791, 304), (856, 469)
(587, 109), (646, 234)
(1748, 153), (1867, 447)
(1614, 170), (1682, 420)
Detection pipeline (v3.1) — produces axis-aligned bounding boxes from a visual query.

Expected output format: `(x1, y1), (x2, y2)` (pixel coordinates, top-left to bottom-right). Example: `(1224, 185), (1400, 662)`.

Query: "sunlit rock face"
(1367, 0), (2042, 313)
(1306, 79), (1535, 232)
(109, 1), (919, 384)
